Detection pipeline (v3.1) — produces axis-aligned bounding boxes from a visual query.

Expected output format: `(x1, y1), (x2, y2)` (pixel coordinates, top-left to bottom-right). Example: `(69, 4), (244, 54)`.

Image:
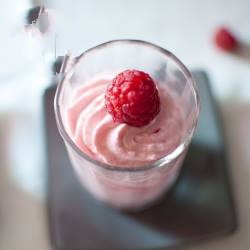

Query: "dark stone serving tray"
(43, 70), (237, 250)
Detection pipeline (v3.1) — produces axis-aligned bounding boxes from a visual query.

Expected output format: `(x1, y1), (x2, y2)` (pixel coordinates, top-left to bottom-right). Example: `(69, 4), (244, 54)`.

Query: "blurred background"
(0, 0), (249, 249)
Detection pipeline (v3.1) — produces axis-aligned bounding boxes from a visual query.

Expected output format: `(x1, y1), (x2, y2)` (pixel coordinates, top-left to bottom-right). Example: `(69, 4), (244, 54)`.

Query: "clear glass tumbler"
(54, 40), (200, 210)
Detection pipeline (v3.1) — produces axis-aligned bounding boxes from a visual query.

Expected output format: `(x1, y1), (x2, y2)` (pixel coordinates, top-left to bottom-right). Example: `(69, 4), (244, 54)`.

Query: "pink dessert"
(66, 72), (184, 167)
(55, 39), (200, 211)
(63, 70), (187, 209)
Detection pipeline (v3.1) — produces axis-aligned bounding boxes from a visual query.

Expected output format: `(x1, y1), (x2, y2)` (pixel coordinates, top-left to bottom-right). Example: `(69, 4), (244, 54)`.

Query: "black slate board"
(44, 71), (237, 250)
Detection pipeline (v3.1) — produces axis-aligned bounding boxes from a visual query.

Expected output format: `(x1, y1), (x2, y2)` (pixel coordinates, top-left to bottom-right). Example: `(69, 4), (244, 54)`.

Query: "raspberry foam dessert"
(66, 70), (184, 168)
(55, 40), (199, 210)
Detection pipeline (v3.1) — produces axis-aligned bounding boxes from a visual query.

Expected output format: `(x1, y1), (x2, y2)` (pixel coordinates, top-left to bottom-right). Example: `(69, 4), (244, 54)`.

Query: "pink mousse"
(66, 78), (184, 167)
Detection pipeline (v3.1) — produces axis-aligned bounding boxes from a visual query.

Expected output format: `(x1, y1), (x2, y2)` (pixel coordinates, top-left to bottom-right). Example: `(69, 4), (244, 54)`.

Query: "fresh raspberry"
(214, 27), (238, 51)
(105, 70), (160, 127)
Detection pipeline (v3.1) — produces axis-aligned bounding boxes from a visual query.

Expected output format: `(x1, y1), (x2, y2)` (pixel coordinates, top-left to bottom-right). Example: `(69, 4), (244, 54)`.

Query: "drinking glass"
(54, 40), (200, 210)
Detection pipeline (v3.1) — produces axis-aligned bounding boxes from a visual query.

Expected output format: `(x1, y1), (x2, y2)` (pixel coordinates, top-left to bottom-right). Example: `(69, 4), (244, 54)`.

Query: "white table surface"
(1, 0), (250, 249)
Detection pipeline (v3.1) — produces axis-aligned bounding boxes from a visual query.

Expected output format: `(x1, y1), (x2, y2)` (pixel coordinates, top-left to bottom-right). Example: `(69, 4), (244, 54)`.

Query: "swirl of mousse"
(66, 70), (183, 167)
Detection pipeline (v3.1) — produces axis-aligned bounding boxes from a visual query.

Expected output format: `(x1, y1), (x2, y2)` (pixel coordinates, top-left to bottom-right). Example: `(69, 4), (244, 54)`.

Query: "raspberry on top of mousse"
(105, 70), (160, 127)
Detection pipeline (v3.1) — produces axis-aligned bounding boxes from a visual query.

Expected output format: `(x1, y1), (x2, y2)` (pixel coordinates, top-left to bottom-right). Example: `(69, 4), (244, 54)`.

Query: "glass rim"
(54, 39), (200, 172)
